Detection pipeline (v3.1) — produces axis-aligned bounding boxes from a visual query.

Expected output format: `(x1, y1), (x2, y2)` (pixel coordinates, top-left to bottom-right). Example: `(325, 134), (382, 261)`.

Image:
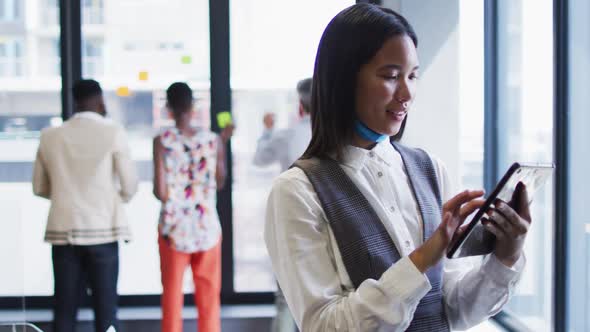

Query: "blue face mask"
(354, 120), (389, 143)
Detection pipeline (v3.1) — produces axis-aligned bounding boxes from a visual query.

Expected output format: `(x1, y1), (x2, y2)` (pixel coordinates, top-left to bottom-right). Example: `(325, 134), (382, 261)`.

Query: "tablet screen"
(494, 165), (553, 205)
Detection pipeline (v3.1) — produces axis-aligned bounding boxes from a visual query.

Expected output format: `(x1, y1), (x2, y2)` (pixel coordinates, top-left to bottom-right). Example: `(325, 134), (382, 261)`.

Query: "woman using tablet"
(264, 4), (532, 331)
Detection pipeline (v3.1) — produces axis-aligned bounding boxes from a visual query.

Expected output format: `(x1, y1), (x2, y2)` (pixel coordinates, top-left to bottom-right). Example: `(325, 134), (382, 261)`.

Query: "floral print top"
(158, 127), (221, 253)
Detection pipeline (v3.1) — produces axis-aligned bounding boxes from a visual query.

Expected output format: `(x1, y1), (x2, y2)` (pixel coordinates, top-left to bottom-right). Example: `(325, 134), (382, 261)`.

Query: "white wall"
(381, 0), (401, 11)
(381, 0), (461, 190)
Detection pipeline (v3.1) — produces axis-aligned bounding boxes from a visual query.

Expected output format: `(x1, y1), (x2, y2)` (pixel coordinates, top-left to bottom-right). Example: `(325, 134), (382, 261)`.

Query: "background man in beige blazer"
(33, 79), (138, 332)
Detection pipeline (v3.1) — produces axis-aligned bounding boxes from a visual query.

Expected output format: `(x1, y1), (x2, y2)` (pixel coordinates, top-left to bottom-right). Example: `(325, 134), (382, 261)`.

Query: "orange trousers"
(158, 236), (221, 332)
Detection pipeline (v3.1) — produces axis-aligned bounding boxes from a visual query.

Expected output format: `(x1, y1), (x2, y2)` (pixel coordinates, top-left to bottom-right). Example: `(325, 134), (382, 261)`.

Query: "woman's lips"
(386, 109), (407, 121)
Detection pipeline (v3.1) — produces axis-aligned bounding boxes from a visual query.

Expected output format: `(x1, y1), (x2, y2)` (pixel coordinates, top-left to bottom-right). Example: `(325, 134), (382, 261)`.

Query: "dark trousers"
(52, 242), (119, 332)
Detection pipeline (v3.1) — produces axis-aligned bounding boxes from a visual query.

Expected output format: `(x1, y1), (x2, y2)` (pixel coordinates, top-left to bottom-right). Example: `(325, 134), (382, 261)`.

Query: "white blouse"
(264, 139), (525, 331)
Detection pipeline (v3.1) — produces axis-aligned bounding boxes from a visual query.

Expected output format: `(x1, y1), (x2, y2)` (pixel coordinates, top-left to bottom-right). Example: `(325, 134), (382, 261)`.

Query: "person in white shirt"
(254, 78), (313, 172)
(264, 4), (532, 332)
(33, 79), (138, 332)
(254, 78), (312, 332)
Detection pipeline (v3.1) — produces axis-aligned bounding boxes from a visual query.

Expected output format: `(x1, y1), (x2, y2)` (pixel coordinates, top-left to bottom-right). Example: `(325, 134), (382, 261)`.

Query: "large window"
(0, 0), (62, 301)
(1, 0), (214, 301)
(229, 0), (355, 293)
(497, 0), (554, 330)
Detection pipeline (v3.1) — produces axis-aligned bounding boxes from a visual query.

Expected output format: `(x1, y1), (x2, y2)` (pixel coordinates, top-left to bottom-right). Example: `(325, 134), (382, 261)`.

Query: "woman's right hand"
(409, 190), (485, 273)
(220, 123), (235, 144)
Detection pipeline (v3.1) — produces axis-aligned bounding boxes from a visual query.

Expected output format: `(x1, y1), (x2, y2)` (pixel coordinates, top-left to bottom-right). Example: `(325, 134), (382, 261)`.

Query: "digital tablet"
(447, 162), (555, 259)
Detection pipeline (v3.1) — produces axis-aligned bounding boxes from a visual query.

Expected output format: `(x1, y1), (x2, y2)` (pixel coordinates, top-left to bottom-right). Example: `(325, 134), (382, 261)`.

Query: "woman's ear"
(299, 101), (305, 118)
(165, 102), (173, 118)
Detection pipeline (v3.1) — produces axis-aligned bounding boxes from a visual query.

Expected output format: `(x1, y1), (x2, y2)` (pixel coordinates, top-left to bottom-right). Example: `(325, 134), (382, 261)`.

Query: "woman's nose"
(395, 81), (412, 103)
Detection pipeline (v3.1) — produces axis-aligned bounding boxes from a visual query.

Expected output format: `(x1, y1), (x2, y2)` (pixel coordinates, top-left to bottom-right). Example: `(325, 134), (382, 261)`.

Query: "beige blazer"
(33, 112), (139, 245)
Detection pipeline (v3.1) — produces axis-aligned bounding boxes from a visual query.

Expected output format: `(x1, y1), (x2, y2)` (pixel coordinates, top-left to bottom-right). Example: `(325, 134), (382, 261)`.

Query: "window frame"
(486, 0), (567, 331)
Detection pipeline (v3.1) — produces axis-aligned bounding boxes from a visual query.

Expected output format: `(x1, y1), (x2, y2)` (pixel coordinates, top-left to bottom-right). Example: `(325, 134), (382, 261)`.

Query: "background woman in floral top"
(153, 82), (233, 332)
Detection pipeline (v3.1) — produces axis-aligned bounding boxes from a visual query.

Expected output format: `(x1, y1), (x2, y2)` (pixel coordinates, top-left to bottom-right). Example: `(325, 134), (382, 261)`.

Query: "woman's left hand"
(482, 182), (532, 267)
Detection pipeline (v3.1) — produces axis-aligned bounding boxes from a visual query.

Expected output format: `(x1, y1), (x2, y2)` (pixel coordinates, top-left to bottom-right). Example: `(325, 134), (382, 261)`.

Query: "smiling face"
(354, 34), (419, 137)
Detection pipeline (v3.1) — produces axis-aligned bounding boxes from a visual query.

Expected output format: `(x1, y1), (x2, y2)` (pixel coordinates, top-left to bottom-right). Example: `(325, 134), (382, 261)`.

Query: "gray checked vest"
(293, 142), (450, 332)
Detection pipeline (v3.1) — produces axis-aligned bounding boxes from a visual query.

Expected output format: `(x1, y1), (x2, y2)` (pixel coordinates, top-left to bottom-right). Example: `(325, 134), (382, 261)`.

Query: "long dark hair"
(302, 4), (417, 160)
